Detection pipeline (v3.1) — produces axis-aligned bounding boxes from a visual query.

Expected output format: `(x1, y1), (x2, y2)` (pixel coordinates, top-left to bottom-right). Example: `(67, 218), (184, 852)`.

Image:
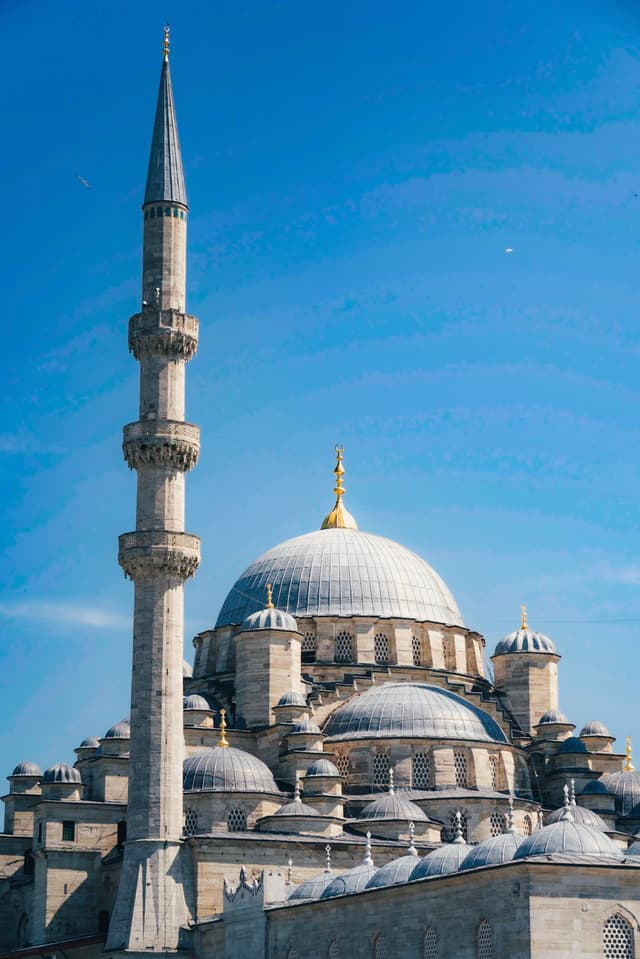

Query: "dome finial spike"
(625, 736), (635, 772)
(287, 857), (293, 884)
(560, 783), (575, 822)
(218, 708), (230, 748)
(293, 778), (301, 802)
(570, 778), (576, 806)
(453, 810), (465, 844)
(388, 766), (395, 795)
(325, 843), (332, 872)
(364, 830), (373, 866)
(520, 604), (528, 630)
(537, 808), (544, 831)
(163, 23), (170, 61)
(320, 445), (358, 530)
(507, 794), (515, 833)
(407, 820), (418, 856)
(265, 583), (274, 609)
(563, 783), (570, 809)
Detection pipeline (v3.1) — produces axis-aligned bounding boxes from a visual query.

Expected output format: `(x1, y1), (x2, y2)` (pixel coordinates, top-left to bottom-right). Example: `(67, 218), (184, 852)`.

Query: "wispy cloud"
(0, 600), (129, 630)
(601, 565), (640, 587)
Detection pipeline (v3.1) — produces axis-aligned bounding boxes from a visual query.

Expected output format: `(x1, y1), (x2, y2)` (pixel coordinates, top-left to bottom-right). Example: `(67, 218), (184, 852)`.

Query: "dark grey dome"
(183, 694), (210, 710)
(289, 869), (335, 901)
(494, 627), (556, 656)
(216, 528), (463, 628)
(538, 710), (570, 725)
(365, 847), (420, 889)
(43, 763), (81, 784)
(547, 805), (607, 830)
(459, 831), (524, 871)
(291, 718), (321, 735)
(242, 606), (298, 633)
(579, 779), (609, 796)
(356, 792), (427, 823)
(11, 761), (42, 777)
(183, 746), (279, 794)
(600, 770), (640, 817)
(105, 720), (130, 740)
(411, 839), (471, 878)
(514, 814), (623, 860)
(580, 720), (610, 737)
(79, 737), (100, 749)
(277, 690), (308, 707)
(557, 737), (588, 754)
(306, 759), (340, 778)
(320, 860), (377, 898)
(323, 683), (507, 744)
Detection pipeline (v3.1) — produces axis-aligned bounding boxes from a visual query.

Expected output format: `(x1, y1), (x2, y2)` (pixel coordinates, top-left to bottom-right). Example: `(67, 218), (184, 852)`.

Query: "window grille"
(523, 814), (533, 836)
(227, 807), (247, 832)
(335, 631), (354, 664)
(424, 928), (439, 959)
(489, 755), (498, 789)
(490, 811), (505, 837)
(336, 753), (351, 780)
(454, 751), (467, 787)
(328, 942), (342, 959)
(302, 631), (316, 663)
(374, 633), (390, 665)
(412, 635), (422, 666)
(477, 919), (494, 959)
(373, 753), (390, 786)
(412, 752), (434, 789)
(603, 914), (634, 958)
(447, 809), (468, 841)
(374, 935), (387, 959)
(62, 821), (75, 842)
(184, 808), (198, 837)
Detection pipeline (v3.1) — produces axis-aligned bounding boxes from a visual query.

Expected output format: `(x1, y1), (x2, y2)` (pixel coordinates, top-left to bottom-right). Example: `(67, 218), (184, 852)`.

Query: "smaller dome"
(320, 844), (377, 899)
(275, 798), (319, 818)
(600, 770), (640, 817)
(547, 805), (607, 830)
(305, 759), (340, 778)
(43, 763), (82, 784)
(289, 869), (335, 901)
(557, 737), (588, 755)
(291, 718), (321, 735)
(356, 791), (427, 823)
(276, 690), (308, 707)
(79, 737), (99, 749)
(183, 660), (193, 678)
(365, 844), (419, 889)
(538, 710), (570, 726)
(241, 607), (298, 633)
(494, 627), (556, 656)
(11, 761), (42, 777)
(105, 720), (130, 740)
(514, 811), (623, 860)
(410, 838), (471, 878)
(183, 694), (210, 710)
(579, 720), (610, 737)
(579, 779), (609, 796)
(460, 830), (524, 871)
(183, 746), (279, 794)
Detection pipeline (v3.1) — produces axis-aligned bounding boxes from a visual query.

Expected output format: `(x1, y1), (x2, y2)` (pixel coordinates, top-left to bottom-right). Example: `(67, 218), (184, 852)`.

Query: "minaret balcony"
(123, 419), (200, 471)
(129, 309), (199, 361)
(118, 530), (200, 581)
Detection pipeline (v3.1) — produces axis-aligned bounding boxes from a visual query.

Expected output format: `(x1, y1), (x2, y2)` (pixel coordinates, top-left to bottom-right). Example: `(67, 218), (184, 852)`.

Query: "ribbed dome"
(323, 683), (507, 744)
(600, 770), (640, 817)
(183, 694), (210, 710)
(514, 814), (623, 860)
(538, 710), (570, 725)
(183, 746), (279, 794)
(79, 737), (100, 748)
(11, 761), (42, 777)
(216, 528), (463, 627)
(241, 607), (298, 633)
(356, 792), (427, 823)
(494, 627), (556, 656)
(546, 805), (607, 830)
(459, 831), (524, 871)
(411, 839), (471, 878)
(289, 869), (335, 900)
(579, 779), (609, 796)
(365, 847), (420, 889)
(305, 759), (340, 778)
(580, 720), (610, 737)
(43, 763), (82, 784)
(105, 720), (130, 740)
(320, 860), (377, 898)
(291, 718), (321, 735)
(275, 797), (319, 818)
(557, 737), (588, 755)
(277, 690), (308, 707)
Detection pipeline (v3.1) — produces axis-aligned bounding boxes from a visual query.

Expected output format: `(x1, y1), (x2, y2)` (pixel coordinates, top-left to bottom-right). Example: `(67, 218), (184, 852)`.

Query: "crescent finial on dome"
(320, 445), (358, 530)
(520, 604), (528, 629)
(625, 736), (634, 772)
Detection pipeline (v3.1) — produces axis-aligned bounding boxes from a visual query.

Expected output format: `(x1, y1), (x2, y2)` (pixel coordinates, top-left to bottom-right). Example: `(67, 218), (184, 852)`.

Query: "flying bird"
(76, 175), (91, 189)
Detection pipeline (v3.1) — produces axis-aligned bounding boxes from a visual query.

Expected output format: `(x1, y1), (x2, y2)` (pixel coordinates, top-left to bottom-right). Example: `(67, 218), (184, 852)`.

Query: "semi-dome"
(241, 606), (298, 633)
(43, 763), (82, 784)
(216, 528), (463, 628)
(514, 812), (623, 860)
(410, 838), (471, 878)
(291, 718), (321, 735)
(289, 868), (335, 901)
(183, 694), (211, 710)
(305, 759), (340, 778)
(11, 761), (42, 777)
(494, 627), (556, 656)
(79, 737), (100, 748)
(277, 690), (308, 708)
(323, 683), (507, 744)
(538, 710), (570, 726)
(183, 746), (280, 794)
(355, 791), (427, 823)
(600, 770), (640, 817)
(557, 737), (588, 755)
(459, 830), (524, 871)
(580, 720), (611, 737)
(105, 720), (130, 740)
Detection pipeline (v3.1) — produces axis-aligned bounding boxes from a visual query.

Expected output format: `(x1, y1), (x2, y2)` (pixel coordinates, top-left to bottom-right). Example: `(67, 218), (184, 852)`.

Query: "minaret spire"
(107, 29), (199, 956)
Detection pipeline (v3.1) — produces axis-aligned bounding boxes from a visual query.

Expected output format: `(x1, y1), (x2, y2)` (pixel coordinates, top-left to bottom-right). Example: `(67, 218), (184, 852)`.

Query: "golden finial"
(163, 24), (170, 61)
(520, 605), (528, 630)
(320, 445), (358, 531)
(624, 736), (634, 771)
(265, 583), (274, 609)
(218, 708), (230, 749)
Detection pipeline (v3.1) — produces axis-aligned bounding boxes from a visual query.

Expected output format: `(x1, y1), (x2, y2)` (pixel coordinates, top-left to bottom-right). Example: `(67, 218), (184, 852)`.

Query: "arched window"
(490, 810), (506, 837)
(302, 631), (316, 664)
(328, 942), (342, 959)
(488, 755), (498, 790)
(523, 814), (533, 836)
(373, 753), (390, 787)
(454, 751), (467, 787)
(448, 809), (468, 841)
(424, 928), (439, 959)
(97, 911), (110, 933)
(412, 635), (422, 666)
(184, 808), (198, 837)
(336, 753), (351, 780)
(227, 807), (247, 832)
(477, 919), (493, 959)
(603, 914), (634, 958)
(412, 752), (434, 789)
(335, 631), (354, 664)
(374, 633), (390, 665)
(373, 934), (388, 959)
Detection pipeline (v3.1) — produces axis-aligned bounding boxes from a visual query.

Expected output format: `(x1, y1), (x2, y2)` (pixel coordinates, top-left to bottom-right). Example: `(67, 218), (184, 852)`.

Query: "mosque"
(1, 28), (640, 959)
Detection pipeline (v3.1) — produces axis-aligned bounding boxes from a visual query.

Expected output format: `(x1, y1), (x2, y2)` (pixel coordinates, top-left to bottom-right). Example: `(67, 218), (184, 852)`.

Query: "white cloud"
(0, 600), (129, 630)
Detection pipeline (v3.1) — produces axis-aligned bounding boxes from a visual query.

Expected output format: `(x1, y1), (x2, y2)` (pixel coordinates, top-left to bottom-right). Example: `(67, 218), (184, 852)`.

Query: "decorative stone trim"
(128, 309), (199, 361)
(123, 419), (200, 471)
(118, 530), (200, 581)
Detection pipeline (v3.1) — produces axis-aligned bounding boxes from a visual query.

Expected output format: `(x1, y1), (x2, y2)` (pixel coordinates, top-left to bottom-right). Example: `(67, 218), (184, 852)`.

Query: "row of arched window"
(301, 631), (425, 666)
(183, 806), (247, 836)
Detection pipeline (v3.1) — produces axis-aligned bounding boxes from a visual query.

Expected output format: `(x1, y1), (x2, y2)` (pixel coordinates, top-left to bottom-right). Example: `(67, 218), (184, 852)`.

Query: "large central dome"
(216, 527), (463, 628)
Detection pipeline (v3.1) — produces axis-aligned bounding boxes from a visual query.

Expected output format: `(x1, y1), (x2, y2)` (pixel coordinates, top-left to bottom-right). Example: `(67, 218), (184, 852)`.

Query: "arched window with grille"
(448, 809), (468, 841)
(412, 752), (434, 789)
(335, 631), (354, 664)
(477, 920), (493, 959)
(412, 635), (422, 666)
(373, 753), (390, 787)
(454, 751), (467, 787)
(184, 808), (198, 837)
(328, 941), (342, 959)
(373, 934), (387, 959)
(336, 753), (351, 780)
(488, 755), (498, 789)
(603, 914), (634, 958)
(374, 633), (390, 665)
(523, 814), (533, 836)
(424, 928), (439, 959)
(227, 807), (246, 832)
(489, 810), (505, 837)
(301, 630), (317, 664)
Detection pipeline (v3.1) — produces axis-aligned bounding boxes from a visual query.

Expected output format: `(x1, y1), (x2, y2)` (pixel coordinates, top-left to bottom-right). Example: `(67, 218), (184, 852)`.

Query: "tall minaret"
(106, 27), (199, 954)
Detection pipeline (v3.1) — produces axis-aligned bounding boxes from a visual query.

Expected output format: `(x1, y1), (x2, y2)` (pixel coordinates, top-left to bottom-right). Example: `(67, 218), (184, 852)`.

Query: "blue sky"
(1, 0), (640, 777)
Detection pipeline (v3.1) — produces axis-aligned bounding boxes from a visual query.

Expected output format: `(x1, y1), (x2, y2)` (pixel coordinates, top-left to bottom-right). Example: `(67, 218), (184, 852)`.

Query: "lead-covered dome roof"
(183, 746), (280, 794)
(494, 627), (556, 656)
(43, 763), (81, 784)
(216, 528), (463, 628)
(323, 683), (507, 744)
(514, 814), (622, 860)
(460, 830), (524, 871)
(11, 761), (42, 777)
(411, 838), (471, 878)
(600, 770), (640, 817)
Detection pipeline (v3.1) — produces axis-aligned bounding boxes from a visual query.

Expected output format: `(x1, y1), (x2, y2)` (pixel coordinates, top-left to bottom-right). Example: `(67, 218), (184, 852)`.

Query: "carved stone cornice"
(118, 530), (200, 581)
(123, 419), (200, 471)
(128, 309), (199, 361)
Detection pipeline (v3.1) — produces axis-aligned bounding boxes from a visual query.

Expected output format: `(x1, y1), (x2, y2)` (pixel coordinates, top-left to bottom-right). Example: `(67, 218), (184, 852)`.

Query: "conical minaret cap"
(144, 26), (187, 207)
(320, 446), (358, 530)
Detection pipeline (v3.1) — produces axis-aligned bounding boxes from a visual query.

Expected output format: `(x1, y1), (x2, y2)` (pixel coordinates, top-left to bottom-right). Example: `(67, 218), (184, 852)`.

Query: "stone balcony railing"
(122, 419), (200, 471)
(128, 309), (199, 361)
(118, 530), (201, 581)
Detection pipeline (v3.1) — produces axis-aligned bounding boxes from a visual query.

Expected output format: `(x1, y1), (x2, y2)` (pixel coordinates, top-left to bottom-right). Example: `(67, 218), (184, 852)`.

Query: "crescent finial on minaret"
(163, 24), (170, 61)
